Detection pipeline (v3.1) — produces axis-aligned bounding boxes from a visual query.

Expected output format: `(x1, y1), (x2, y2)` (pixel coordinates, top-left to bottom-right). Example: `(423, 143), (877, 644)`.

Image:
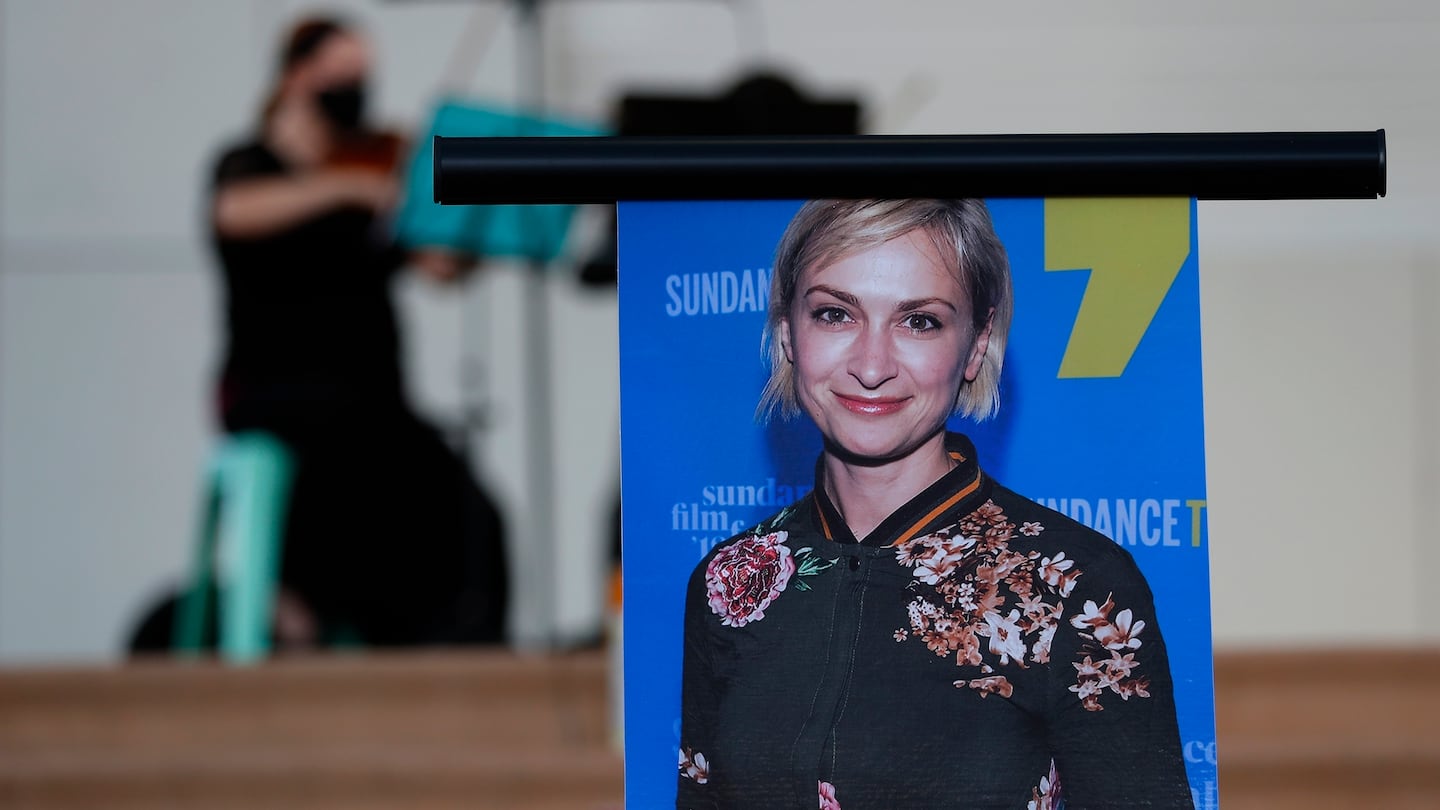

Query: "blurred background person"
(208, 15), (508, 648)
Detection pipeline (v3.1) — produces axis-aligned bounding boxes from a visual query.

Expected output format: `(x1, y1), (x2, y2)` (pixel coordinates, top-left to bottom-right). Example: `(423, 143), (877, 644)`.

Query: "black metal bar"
(434, 131), (1385, 203)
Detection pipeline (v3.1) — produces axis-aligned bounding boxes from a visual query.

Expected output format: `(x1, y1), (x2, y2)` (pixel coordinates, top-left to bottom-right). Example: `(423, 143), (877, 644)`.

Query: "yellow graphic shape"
(1045, 198), (1191, 378)
(1186, 499), (1207, 548)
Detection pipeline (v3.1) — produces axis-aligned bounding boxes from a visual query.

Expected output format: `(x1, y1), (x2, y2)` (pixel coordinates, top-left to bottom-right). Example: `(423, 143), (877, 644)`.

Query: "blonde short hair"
(757, 199), (1013, 423)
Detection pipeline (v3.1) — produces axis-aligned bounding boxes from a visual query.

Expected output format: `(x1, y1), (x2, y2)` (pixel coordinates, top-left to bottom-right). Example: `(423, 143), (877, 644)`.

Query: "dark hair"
(259, 16), (352, 128)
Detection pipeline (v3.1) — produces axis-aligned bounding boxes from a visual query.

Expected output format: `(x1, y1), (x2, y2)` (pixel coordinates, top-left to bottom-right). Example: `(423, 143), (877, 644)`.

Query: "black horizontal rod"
(433, 131), (1385, 203)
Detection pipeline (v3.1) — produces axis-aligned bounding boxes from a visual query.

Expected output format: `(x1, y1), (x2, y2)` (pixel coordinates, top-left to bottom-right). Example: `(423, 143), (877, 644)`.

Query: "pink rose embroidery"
(819, 780), (842, 810)
(706, 531), (795, 627)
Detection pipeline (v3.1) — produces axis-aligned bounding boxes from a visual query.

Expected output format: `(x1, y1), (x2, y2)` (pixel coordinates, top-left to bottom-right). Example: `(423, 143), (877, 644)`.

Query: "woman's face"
(302, 32), (371, 91)
(780, 230), (991, 463)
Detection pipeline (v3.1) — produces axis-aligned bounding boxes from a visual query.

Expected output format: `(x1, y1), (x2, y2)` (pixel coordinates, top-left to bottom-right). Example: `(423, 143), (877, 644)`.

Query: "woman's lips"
(835, 394), (909, 415)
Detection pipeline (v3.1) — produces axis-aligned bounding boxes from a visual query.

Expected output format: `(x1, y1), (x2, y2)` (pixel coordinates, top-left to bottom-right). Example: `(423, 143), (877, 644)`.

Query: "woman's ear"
(963, 307), (995, 382)
(779, 318), (795, 364)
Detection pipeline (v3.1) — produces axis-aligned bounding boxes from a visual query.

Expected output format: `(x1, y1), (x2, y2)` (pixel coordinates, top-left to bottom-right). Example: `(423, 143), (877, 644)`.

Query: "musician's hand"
(411, 249), (478, 284)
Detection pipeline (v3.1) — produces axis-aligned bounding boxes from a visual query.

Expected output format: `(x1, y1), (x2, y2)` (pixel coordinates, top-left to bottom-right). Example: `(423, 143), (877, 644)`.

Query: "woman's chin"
(822, 429), (932, 467)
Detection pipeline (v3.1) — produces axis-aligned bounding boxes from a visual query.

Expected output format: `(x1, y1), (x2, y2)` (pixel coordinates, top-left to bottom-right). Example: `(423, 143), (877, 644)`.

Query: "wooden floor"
(1, 648), (1436, 809)
(1210, 649), (1440, 810)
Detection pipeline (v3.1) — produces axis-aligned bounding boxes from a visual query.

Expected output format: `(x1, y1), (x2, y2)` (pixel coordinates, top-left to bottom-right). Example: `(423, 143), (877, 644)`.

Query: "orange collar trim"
(886, 466), (983, 548)
(816, 450), (977, 545)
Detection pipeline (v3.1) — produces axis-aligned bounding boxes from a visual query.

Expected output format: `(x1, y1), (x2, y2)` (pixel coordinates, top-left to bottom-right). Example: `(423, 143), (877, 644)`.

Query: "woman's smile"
(834, 393), (910, 416)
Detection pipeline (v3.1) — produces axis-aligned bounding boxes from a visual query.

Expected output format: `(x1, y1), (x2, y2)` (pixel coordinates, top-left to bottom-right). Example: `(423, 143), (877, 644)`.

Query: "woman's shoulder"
(683, 496), (819, 628)
(686, 498), (815, 580)
(980, 483), (1146, 582)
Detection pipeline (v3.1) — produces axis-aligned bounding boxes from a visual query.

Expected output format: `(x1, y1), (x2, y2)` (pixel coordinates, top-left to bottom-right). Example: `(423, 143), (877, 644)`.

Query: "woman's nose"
(848, 325), (898, 389)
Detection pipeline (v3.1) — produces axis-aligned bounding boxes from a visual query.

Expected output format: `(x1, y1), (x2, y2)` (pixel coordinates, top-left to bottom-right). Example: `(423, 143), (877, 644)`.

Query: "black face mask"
(316, 83), (367, 131)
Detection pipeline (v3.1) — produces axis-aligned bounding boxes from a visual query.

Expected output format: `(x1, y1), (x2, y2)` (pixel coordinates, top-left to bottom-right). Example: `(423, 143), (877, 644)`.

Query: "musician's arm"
(212, 169), (394, 240)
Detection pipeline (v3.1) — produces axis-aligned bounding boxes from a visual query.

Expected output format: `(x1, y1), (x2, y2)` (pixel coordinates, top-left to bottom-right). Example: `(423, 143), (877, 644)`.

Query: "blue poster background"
(619, 198), (1217, 808)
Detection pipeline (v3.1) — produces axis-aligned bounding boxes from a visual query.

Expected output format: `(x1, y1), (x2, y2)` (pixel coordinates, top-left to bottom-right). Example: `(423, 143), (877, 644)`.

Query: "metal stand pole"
(514, 0), (558, 648)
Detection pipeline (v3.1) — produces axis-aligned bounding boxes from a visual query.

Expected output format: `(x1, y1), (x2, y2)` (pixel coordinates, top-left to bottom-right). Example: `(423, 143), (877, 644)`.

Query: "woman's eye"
(812, 307), (851, 325)
(903, 313), (942, 332)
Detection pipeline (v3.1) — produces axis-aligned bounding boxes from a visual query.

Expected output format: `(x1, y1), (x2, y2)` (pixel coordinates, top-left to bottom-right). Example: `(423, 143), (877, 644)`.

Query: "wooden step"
(1, 647), (1437, 808)
(0, 651), (623, 810)
(1212, 648), (1440, 810)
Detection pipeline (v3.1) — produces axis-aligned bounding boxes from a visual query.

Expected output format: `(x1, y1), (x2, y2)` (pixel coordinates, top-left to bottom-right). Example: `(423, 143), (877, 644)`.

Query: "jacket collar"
(812, 432), (992, 548)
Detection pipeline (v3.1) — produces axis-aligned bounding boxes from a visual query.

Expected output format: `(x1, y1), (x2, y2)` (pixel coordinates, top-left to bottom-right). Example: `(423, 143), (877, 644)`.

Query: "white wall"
(1, 0), (1436, 662)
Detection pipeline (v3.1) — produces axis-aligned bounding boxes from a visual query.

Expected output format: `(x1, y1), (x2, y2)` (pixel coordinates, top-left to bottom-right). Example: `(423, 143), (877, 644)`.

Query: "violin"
(328, 127), (474, 276)
(326, 129), (409, 174)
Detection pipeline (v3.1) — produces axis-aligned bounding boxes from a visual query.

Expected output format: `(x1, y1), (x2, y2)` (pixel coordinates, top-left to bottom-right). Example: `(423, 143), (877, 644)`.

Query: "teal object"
(174, 432), (295, 664)
(395, 99), (607, 262)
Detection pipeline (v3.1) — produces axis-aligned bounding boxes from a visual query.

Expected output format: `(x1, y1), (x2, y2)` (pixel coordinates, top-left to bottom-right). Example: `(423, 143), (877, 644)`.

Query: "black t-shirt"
(210, 141), (407, 411)
(678, 433), (1194, 810)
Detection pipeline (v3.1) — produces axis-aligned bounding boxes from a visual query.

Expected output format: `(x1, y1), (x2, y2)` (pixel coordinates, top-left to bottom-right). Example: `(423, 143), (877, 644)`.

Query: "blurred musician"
(208, 16), (508, 648)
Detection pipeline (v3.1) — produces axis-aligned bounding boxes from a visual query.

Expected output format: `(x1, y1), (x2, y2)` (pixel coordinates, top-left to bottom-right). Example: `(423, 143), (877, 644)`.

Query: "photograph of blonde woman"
(673, 200), (1194, 809)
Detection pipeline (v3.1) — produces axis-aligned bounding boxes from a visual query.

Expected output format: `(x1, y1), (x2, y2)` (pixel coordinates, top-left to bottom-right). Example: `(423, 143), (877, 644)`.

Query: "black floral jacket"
(677, 433), (1195, 810)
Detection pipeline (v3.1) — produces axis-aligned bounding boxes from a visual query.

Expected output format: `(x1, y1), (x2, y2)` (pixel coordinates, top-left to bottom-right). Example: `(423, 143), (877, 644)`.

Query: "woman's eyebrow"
(896, 297), (957, 313)
(804, 285), (860, 307)
(805, 286), (958, 314)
